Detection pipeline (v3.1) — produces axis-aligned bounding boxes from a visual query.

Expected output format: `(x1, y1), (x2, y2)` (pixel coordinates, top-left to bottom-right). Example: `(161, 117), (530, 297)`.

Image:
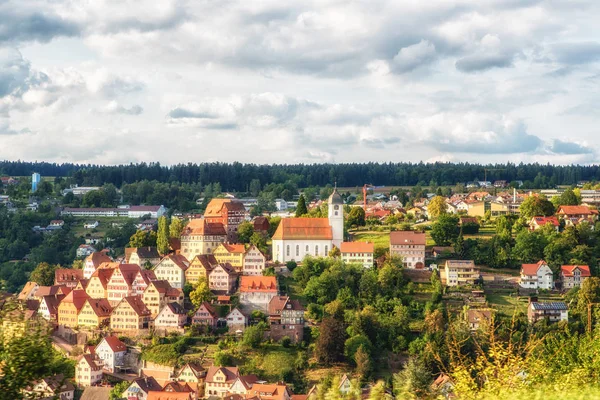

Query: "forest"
(1, 160), (600, 191)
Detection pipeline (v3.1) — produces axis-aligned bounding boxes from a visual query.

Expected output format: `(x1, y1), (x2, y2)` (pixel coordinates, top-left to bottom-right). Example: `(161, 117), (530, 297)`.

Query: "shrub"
(280, 336), (292, 348)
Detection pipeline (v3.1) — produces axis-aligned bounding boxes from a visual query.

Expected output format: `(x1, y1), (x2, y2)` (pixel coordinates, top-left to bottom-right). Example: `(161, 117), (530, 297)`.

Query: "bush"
(280, 336), (292, 348)
(286, 261), (297, 271)
(214, 351), (233, 366)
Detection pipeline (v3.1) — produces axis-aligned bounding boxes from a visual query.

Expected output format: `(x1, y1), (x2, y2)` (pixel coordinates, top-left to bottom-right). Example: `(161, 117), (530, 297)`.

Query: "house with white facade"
(242, 245), (266, 276)
(272, 188), (344, 263)
(226, 308), (247, 333)
(154, 254), (189, 289)
(520, 260), (554, 290)
(239, 276), (278, 312)
(95, 336), (127, 373)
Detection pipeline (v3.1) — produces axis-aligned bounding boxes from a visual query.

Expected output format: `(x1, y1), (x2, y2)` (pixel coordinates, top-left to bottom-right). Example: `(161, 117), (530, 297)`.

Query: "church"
(272, 188), (344, 263)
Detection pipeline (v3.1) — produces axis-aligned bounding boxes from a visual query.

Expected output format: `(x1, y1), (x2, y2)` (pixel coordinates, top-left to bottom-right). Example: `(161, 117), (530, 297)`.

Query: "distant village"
(1, 172), (600, 399)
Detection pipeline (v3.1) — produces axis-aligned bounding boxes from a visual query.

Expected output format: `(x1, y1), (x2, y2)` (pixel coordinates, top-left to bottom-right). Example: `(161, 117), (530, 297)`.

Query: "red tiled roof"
(85, 252), (112, 267)
(557, 205), (596, 215)
(85, 298), (113, 317)
(521, 260), (547, 276)
(55, 268), (84, 283)
(122, 295), (151, 316)
(90, 268), (114, 288)
(61, 289), (90, 311)
(205, 366), (239, 383)
(100, 335), (127, 353)
(561, 265), (591, 278)
(532, 216), (559, 226)
(268, 296), (304, 315)
(182, 219), (227, 236)
(340, 242), (374, 254)
(240, 276), (277, 293)
(389, 230), (426, 246)
(204, 199), (246, 217)
(272, 218), (333, 240)
(222, 243), (246, 254)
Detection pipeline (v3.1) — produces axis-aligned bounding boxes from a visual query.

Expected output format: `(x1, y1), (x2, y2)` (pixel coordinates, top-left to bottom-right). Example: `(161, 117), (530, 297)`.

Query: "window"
(296, 245), (299, 257)
(286, 245), (290, 257)
(334, 205), (339, 210)
(325, 245), (329, 254)
(315, 245), (319, 256)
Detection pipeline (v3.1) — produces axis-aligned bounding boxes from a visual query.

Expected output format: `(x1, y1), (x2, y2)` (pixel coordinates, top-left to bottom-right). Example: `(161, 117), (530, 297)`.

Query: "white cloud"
(0, 0), (599, 165)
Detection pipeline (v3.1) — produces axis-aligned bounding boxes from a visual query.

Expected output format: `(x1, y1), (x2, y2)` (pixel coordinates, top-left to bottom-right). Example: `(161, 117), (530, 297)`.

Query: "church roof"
(272, 218), (332, 240)
(328, 189), (343, 205)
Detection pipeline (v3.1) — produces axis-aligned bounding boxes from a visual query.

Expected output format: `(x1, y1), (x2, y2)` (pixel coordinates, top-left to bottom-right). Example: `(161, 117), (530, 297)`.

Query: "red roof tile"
(389, 230), (426, 246)
(340, 242), (374, 253)
(561, 265), (591, 278)
(521, 260), (547, 276)
(240, 276), (277, 293)
(272, 218), (332, 240)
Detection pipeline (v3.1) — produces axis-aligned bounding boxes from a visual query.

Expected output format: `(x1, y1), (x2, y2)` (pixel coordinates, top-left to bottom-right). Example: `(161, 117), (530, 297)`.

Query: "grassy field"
(279, 276), (307, 304)
(486, 293), (528, 316)
(351, 231), (390, 251)
(70, 217), (130, 238)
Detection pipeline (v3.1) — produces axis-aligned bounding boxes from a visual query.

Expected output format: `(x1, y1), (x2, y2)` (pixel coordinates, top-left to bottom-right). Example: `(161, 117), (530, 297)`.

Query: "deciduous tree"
(157, 216), (170, 255)
(427, 196), (448, 219)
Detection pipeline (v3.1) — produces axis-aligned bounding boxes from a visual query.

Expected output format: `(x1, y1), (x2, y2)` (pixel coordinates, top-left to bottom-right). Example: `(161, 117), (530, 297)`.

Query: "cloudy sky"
(1, 0), (599, 165)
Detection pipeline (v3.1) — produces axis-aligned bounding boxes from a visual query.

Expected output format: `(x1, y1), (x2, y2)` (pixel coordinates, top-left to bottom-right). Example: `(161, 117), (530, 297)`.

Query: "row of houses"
(519, 260), (591, 290)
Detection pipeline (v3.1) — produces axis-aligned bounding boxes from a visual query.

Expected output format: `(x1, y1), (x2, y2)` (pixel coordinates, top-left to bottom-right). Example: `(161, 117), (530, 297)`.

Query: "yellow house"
(86, 267), (115, 299)
(176, 362), (206, 395)
(110, 295), (151, 333)
(77, 298), (113, 329)
(213, 244), (245, 272)
(185, 255), (218, 286)
(57, 289), (90, 328)
(143, 280), (184, 318)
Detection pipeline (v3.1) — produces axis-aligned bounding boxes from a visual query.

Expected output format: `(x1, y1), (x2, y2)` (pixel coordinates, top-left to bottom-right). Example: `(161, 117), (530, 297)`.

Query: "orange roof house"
(340, 242), (374, 254)
(561, 265), (591, 289)
(55, 269), (84, 288)
(240, 276), (278, 312)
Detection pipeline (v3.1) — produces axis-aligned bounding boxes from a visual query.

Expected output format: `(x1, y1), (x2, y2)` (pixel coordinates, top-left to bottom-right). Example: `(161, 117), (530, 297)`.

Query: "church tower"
(328, 186), (344, 248)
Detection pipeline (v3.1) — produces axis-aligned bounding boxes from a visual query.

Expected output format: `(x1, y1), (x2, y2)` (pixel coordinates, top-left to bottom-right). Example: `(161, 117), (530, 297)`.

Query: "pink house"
(192, 302), (218, 328)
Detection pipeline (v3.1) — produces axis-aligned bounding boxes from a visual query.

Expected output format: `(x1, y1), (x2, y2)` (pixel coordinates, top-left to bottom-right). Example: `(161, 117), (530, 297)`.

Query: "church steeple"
(328, 185), (344, 247)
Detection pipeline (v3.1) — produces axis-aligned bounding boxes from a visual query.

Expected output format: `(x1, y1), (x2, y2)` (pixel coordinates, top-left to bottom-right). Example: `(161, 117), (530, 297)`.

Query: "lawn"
(351, 231), (390, 251)
(70, 217), (131, 238)
(279, 276), (307, 304)
(486, 293), (528, 316)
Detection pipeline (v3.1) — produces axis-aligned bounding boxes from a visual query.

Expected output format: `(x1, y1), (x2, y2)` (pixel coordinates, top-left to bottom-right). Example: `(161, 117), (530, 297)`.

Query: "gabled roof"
(190, 254), (219, 271)
(178, 362), (206, 379)
(35, 285), (61, 298)
(37, 374), (75, 393)
(163, 302), (186, 315)
(130, 376), (162, 394)
(246, 383), (290, 400)
(268, 296), (304, 315)
(55, 268), (84, 283)
(148, 280), (174, 294)
(90, 268), (114, 288)
(99, 335), (127, 353)
(531, 216), (559, 227)
(120, 295), (151, 316)
(80, 386), (111, 400)
(182, 219), (227, 236)
(115, 264), (143, 286)
(41, 295), (64, 316)
(85, 252), (112, 267)
(389, 230), (426, 246)
(205, 366), (239, 383)
(211, 262), (236, 275)
(272, 217), (333, 240)
(135, 247), (160, 259)
(240, 276), (277, 293)
(196, 301), (217, 317)
(221, 243), (246, 254)
(61, 289), (89, 311)
(340, 242), (374, 254)
(561, 265), (591, 278)
(147, 392), (192, 400)
(521, 260), (548, 276)
(204, 199), (246, 217)
(557, 205), (597, 215)
(17, 281), (38, 300)
(140, 269), (158, 284)
(163, 381), (194, 392)
(84, 298), (113, 317)
(79, 354), (102, 370)
(159, 254), (190, 270)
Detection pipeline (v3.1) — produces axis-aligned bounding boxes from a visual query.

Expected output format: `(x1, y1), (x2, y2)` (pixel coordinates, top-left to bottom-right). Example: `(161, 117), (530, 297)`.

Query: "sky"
(1, 0), (599, 166)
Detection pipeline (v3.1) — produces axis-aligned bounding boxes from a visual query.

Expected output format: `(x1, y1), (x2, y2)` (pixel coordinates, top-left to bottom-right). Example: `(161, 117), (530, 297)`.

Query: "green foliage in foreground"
(485, 386), (600, 400)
